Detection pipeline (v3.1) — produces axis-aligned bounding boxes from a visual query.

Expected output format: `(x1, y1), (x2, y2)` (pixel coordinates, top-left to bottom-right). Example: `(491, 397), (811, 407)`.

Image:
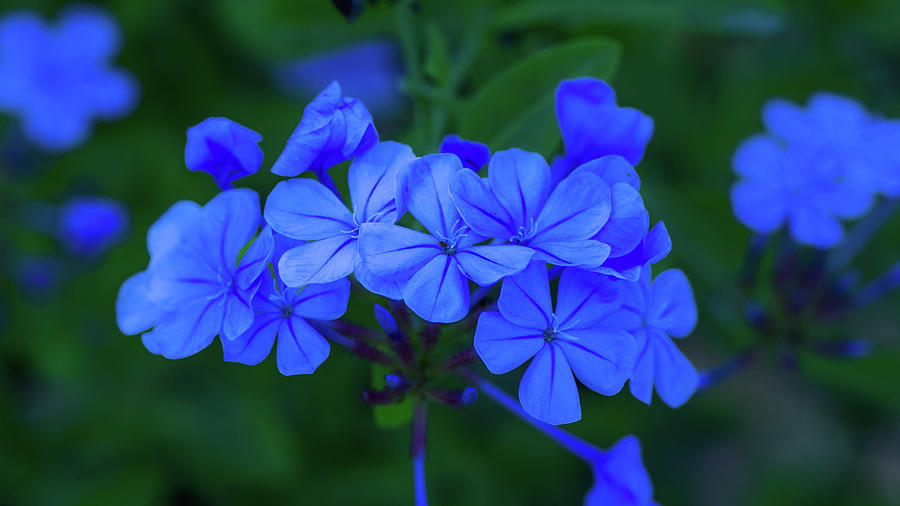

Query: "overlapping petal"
(264, 178), (354, 240)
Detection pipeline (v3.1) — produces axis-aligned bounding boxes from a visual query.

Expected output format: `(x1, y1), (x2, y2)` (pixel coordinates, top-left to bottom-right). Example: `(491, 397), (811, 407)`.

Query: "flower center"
(436, 219), (470, 256)
(543, 313), (560, 343)
(508, 219), (537, 245)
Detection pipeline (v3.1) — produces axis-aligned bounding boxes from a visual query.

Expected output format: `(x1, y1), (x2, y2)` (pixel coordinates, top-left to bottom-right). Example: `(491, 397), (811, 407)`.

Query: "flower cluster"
(117, 78), (699, 506)
(0, 7), (138, 151)
(731, 93), (900, 247)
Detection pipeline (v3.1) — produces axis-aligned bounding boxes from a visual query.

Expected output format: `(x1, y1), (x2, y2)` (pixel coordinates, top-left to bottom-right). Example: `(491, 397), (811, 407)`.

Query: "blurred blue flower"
(58, 197), (129, 257)
(474, 263), (636, 425)
(551, 78), (653, 185)
(185, 117), (263, 190)
(265, 141), (415, 298)
(116, 190), (273, 359)
(273, 40), (402, 115)
(359, 153), (533, 323)
(617, 267), (699, 408)
(763, 93), (900, 198)
(222, 231), (350, 375)
(440, 134), (490, 171)
(730, 134), (873, 248)
(0, 7), (138, 151)
(17, 255), (64, 297)
(585, 435), (657, 506)
(450, 148), (613, 268)
(270, 80), (378, 178)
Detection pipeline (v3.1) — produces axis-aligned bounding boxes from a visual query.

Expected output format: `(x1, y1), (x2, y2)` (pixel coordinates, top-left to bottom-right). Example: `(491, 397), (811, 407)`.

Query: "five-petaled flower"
(265, 141), (416, 299)
(474, 262), (636, 424)
(359, 153), (534, 323)
(0, 7), (138, 151)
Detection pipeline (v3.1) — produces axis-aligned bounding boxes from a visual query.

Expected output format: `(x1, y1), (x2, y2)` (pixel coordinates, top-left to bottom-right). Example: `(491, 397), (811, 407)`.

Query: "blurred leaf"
(800, 348), (900, 409)
(459, 37), (621, 156)
(424, 24), (451, 86)
(497, 0), (785, 36)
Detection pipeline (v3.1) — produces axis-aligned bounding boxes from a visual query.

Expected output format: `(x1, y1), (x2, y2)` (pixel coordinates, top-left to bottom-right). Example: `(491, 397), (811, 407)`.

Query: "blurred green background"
(1, 0), (899, 504)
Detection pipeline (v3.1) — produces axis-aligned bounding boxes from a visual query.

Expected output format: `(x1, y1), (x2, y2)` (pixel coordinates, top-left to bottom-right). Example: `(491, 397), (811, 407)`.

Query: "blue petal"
(570, 155), (641, 190)
(141, 297), (224, 359)
(276, 317), (331, 375)
(788, 202), (843, 248)
(732, 134), (782, 180)
(529, 240), (611, 269)
(555, 268), (621, 329)
(270, 80), (378, 177)
(357, 222), (441, 284)
(236, 226), (274, 289)
(762, 98), (811, 144)
(147, 201), (201, 264)
(449, 169), (514, 238)
(222, 289), (257, 340)
(57, 6), (120, 61)
(291, 278), (351, 320)
(555, 78), (653, 168)
(518, 344), (581, 425)
(86, 69), (138, 120)
(198, 188), (262, 268)
(222, 314), (280, 366)
(559, 327), (635, 396)
(473, 311), (545, 374)
(651, 330), (698, 408)
(185, 117), (264, 190)
(730, 180), (786, 233)
(348, 140), (416, 224)
(647, 269), (697, 337)
(277, 235), (356, 286)
(353, 251), (403, 299)
(455, 244), (534, 286)
(498, 261), (553, 329)
(402, 255), (469, 323)
(818, 183), (874, 220)
(532, 172), (611, 243)
(586, 435), (654, 506)
(264, 178), (354, 240)
(595, 183), (649, 258)
(487, 148), (551, 230)
(440, 134), (491, 171)
(116, 271), (164, 335)
(398, 153), (462, 238)
(807, 93), (868, 142)
(628, 328), (654, 405)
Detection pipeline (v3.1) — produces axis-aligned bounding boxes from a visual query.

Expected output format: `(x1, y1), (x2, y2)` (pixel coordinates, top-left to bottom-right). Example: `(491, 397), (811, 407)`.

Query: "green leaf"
(459, 37), (621, 156)
(371, 365), (413, 428)
(800, 348), (900, 409)
(423, 24), (451, 86)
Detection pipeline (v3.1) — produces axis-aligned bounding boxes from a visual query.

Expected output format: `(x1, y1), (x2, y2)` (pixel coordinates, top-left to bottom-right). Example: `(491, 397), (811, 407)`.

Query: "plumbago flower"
(264, 141), (415, 299)
(222, 231), (350, 375)
(270, 80), (378, 179)
(358, 153), (534, 322)
(116, 77), (697, 505)
(185, 117), (264, 190)
(0, 7), (138, 151)
(474, 262), (636, 424)
(117, 190), (273, 358)
(731, 93), (900, 247)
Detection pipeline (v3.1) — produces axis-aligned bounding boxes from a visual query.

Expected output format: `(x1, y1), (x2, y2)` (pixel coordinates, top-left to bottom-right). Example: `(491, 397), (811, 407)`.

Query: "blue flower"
(450, 148), (613, 268)
(599, 221), (671, 282)
(57, 197), (129, 257)
(763, 93), (900, 197)
(730, 134), (872, 248)
(0, 7), (138, 151)
(358, 153), (534, 323)
(185, 117), (264, 190)
(474, 262), (636, 424)
(272, 40), (402, 115)
(440, 134), (491, 171)
(264, 141), (416, 299)
(116, 190), (274, 359)
(585, 435), (657, 506)
(270, 80), (378, 178)
(551, 78), (653, 185)
(222, 231), (350, 375)
(618, 267), (699, 408)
